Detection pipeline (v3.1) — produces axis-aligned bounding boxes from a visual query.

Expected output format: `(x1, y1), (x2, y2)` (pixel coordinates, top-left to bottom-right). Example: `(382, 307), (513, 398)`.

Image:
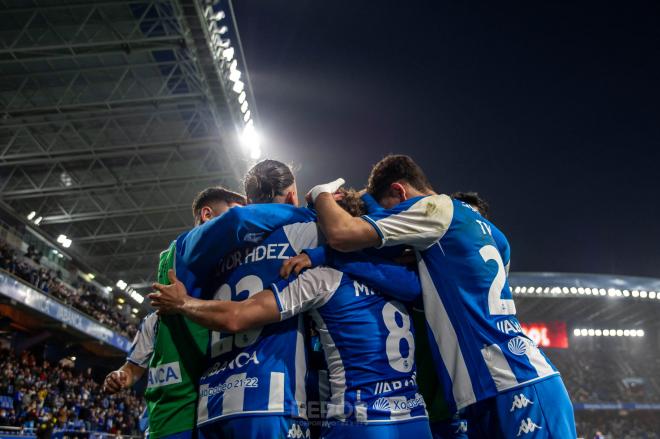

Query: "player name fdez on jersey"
(218, 243), (291, 274)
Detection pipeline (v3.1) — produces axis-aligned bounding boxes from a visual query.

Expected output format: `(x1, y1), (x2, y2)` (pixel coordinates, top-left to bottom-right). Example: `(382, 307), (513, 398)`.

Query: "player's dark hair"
(452, 191), (490, 218)
(192, 186), (246, 224)
(244, 159), (295, 204)
(335, 188), (366, 217)
(367, 154), (433, 202)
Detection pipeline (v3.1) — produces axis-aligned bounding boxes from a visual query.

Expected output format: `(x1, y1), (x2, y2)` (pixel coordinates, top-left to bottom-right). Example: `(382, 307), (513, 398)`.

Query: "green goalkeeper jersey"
(144, 241), (209, 438)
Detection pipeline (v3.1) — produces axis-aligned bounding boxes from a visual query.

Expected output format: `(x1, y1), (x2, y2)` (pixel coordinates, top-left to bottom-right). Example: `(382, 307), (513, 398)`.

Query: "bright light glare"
(232, 80), (244, 93)
(27, 211), (36, 220)
(116, 280), (128, 290)
(223, 47), (235, 61)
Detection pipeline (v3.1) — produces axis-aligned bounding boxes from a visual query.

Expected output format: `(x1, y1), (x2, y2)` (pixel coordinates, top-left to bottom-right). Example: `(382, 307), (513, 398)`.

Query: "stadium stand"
(0, 346), (143, 436)
(0, 235), (137, 340)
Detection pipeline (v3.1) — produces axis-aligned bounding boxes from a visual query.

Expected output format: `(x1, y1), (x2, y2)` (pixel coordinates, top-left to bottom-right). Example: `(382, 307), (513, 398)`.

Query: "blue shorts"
(320, 419), (432, 439)
(464, 375), (576, 439)
(198, 416), (309, 439)
(430, 416), (468, 439)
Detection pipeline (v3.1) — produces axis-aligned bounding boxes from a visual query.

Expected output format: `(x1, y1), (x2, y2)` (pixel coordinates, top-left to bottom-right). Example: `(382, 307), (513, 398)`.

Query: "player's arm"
(313, 187), (453, 252)
(104, 313), (157, 393)
(149, 270), (280, 332)
(103, 362), (145, 394)
(281, 246), (421, 302)
(178, 204), (316, 274)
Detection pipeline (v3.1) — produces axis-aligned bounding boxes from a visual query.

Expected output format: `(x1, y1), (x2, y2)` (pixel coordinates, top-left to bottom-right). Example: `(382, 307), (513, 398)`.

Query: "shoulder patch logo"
(243, 232), (265, 244)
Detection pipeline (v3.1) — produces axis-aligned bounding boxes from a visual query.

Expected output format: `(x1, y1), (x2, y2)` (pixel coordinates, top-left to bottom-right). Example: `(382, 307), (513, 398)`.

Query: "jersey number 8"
(382, 301), (415, 373)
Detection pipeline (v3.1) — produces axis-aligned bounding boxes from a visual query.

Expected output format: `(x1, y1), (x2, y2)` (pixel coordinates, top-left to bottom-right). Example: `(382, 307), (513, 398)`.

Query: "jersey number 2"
(210, 275), (264, 357)
(479, 245), (516, 316)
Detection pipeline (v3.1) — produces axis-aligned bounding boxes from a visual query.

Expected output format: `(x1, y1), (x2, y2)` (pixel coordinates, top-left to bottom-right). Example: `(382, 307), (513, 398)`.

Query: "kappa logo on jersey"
(516, 418), (542, 436)
(243, 232), (265, 244)
(147, 361), (182, 388)
(508, 336), (530, 356)
(510, 394), (535, 411)
(286, 423), (310, 439)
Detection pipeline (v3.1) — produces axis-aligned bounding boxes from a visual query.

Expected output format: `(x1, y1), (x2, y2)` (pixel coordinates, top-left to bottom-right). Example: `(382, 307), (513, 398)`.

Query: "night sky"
(233, 1), (660, 278)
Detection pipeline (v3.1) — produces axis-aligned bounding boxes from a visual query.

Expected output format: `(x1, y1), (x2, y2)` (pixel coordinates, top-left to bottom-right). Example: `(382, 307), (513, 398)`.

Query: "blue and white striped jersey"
(127, 312), (158, 368)
(272, 267), (428, 424)
(362, 195), (558, 412)
(196, 221), (319, 425)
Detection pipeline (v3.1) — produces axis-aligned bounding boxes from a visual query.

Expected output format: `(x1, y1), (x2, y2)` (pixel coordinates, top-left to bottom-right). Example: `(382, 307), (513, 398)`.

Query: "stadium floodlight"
(243, 110), (251, 122)
(229, 69), (242, 82)
(587, 329), (595, 336)
(132, 308), (139, 314)
(117, 304), (123, 310)
(616, 329), (624, 336)
(116, 280), (128, 290)
(223, 47), (235, 61)
(105, 286), (113, 293)
(650, 291), (656, 299)
(232, 80), (244, 94)
(632, 290), (639, 297)
(640, 290), (648, 298)
(218, 25), (228, 35)
(129, 289), (145, 304)
(250, 146), (262, 160)
(603, 329), (610, 336)
(570, 287), (577, 294)
(34, 216), (43, 225)
(573, 328), (581, 336)
(578, 287), (584, 294)
(623, 330), (630, 336)
(637, 330), (645, 337)
(238, 91), (247, 104)
(27, 211), (36, 220)
(118, 297), (125, 304)
(241, 100), (249, 113)
(623, 289), (630, 297)
(70, 356), (76, 361)
(580, 329), (588, 336)
(595, 329), (602, 336)
(57, 234), (66, 243)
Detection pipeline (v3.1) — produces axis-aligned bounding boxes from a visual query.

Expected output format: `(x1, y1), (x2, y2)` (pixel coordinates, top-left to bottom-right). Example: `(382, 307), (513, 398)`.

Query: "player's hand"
(306, 178), (345, 204)
(148, 269), (189, 315)
(103, 370), (129, 394)
(280, 253), (312, 278)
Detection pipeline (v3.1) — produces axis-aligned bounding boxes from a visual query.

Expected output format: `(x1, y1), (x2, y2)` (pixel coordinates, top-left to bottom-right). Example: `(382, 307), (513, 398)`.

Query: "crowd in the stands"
(0, 239), (137, 339)
(0, 349), (143, 435)
(576, 411), (660, 439)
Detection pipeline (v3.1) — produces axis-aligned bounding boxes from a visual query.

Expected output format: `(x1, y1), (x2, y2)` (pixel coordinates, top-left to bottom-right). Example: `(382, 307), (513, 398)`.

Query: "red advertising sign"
(521, 321), (569, 349)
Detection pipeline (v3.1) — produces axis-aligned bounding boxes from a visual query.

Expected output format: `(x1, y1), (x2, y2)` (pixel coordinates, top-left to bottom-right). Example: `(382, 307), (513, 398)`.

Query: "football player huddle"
(104, 154), (577, 439)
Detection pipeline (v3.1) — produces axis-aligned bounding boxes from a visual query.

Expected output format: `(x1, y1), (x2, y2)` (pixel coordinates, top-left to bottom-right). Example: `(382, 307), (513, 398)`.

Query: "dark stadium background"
(234, 0), (660, 277)
(1, 1), (659, 439)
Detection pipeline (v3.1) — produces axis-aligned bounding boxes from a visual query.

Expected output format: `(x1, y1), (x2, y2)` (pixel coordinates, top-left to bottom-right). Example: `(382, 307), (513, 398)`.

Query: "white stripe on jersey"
(295, 317), (308, 418)
(268, 372), (285, 411)
(311, 310), (346, 420)
(366, 194), (453, 251)
(197, 383), (209, 423)
(127, 312), (158, 367)
(276, 267), (342, 320)
(222, 372), (247, 415)
(481, 344), (518, 392)
(283, 222), (321, 254)
(418, 257), (477, 409)
(525, 344), (556, 378)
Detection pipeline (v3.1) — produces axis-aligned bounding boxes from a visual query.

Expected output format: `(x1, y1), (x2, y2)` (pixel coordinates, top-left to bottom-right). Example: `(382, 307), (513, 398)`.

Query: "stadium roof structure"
(510, 272), (660, 329)
(0, 0), (258, 293)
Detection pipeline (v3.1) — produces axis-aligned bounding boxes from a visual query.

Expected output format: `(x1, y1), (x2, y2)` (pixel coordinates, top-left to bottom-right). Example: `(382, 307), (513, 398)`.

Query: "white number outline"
(382, 301), (415, 372)
(479, 244), (516, 316)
